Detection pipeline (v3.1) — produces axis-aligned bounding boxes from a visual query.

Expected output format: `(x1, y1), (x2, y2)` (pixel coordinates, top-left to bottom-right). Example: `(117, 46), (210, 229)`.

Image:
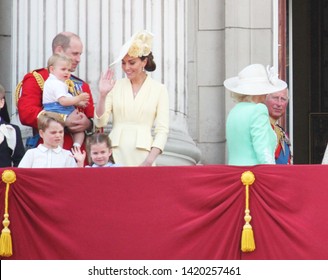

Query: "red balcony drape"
(1, 165), (327, 260)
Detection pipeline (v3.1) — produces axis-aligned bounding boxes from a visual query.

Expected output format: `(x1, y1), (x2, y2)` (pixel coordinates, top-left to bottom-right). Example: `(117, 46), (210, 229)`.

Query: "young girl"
(18, 111), (85, 168)
(74, 133), (120, 167)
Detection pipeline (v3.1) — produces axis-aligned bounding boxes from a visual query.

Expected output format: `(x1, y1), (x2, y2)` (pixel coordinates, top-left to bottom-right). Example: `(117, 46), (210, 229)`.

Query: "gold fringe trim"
(0, 170), (16, 257)
(65, 79), (81, 96)
(32, 71), (45, 91)
(15, 70), (45, 107)
(65, 79), (75, 95)
(240, 171), (256, 252)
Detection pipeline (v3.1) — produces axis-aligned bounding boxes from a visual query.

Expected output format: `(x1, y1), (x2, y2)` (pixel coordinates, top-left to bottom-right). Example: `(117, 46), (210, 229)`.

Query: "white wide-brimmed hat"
(223, 64), (287, 95)
(110, 30), (154, 66)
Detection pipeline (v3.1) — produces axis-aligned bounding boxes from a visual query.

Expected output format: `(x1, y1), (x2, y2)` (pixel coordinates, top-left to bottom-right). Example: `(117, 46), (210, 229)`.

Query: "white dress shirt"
(18, 144), (77, 168)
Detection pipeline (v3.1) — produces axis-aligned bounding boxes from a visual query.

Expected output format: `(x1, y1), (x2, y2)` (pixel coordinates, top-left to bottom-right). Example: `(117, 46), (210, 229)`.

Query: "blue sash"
(43, 102), (75, 115)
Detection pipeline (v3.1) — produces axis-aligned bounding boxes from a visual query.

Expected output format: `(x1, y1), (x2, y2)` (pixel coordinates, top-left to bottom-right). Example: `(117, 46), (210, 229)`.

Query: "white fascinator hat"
(110, 30), (154, 66)
(223, 64), (287, 95)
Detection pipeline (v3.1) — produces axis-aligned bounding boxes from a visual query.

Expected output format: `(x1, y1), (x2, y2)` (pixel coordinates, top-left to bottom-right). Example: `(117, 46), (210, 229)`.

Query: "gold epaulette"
(32, 71), (45, 90)
(15, 70), (45, 108)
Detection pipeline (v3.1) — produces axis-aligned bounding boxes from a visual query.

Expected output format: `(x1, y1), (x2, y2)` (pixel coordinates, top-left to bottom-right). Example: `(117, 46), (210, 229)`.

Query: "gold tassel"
(0, 170), (16, 257)
(240, 171), (256, 252)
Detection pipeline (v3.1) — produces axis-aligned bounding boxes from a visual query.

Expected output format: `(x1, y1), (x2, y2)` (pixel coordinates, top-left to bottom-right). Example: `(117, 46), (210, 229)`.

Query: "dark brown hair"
(86, 133), (115, 165)
(141, 52), (156, 72)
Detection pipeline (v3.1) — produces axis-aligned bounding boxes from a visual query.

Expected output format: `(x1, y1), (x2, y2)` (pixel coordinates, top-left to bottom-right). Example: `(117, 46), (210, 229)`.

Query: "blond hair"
(47, 54), (72, 69)
(230, 92), (253, 103)
(37, 112), (65, 131)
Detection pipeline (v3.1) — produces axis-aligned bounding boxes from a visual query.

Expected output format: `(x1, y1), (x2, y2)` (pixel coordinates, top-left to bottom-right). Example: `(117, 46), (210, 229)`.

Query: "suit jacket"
(226, 102), (276, 166)
(0, 119), (25, 167)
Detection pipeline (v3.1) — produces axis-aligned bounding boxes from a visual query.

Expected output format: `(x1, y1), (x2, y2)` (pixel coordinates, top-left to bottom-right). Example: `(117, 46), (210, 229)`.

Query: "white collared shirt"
(43, 74), (70, 103)
(18, 144), (77, 168)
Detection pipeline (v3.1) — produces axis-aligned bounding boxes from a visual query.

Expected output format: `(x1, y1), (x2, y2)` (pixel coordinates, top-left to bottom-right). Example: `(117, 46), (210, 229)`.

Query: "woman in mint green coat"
(224, 64), (287, 166)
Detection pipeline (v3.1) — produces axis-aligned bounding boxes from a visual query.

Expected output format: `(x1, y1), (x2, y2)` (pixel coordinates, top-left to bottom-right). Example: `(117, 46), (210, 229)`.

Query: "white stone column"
(155, 0), (202, 165)
(158, 0), (201, 165)
(10, 0), (201, 165)
(106, 0), (201, 165)
(102, 0), (202, 165)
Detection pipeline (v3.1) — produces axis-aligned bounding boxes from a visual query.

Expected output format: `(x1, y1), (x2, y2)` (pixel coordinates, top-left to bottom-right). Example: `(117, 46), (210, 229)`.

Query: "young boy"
(18, 111), (85, 167)
(0, 83), (25, 167)
(42, 54), (90, 148)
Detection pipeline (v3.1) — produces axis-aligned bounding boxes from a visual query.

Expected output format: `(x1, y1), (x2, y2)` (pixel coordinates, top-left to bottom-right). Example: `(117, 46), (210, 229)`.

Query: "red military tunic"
(17, 68), (94, 150)
(270, 118), (292, 164)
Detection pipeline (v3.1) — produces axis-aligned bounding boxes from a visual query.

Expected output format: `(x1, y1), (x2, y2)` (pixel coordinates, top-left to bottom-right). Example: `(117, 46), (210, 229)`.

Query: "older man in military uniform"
(265, 89), (292, 164)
